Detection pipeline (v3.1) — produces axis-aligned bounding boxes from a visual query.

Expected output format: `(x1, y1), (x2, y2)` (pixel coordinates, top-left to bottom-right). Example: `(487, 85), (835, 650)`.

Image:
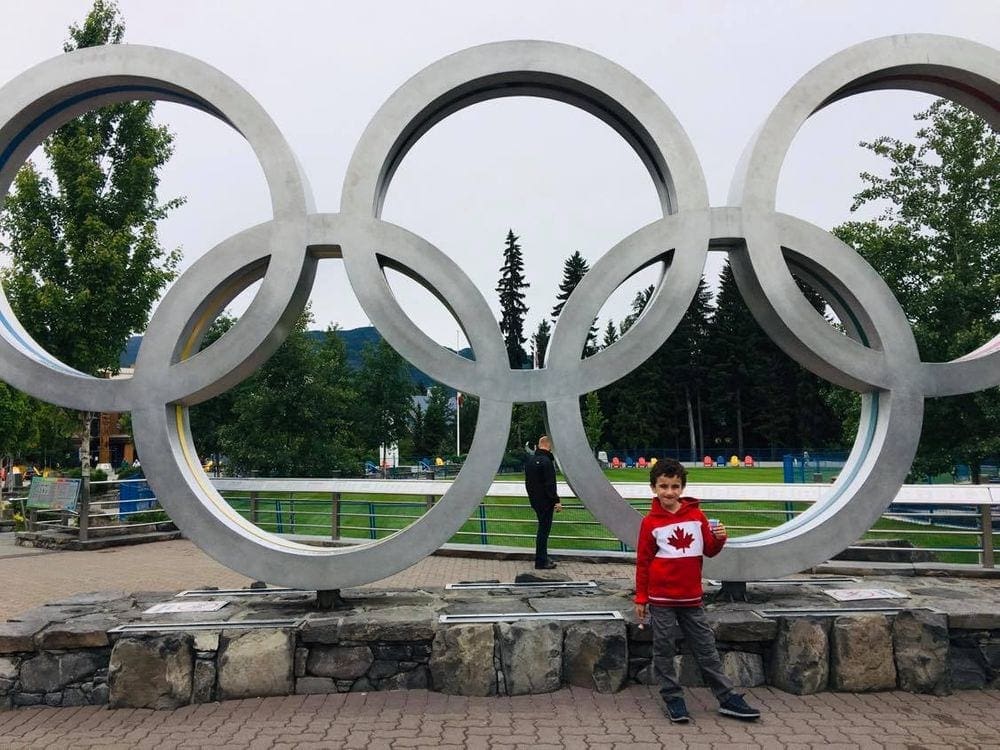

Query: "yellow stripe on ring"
(172, 281), (314, 552)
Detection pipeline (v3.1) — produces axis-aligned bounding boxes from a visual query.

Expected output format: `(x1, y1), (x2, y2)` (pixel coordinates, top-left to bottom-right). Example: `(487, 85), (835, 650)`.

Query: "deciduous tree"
(833, 100), (1000, 480)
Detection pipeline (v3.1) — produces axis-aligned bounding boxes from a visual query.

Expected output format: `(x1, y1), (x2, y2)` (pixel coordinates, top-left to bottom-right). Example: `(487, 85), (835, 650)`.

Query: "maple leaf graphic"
(667, 526), (695, 551)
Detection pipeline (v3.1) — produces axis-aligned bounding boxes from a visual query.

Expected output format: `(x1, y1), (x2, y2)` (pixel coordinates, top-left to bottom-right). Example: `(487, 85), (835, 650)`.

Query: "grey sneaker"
(718, 692), (760, 720)
(664, 696), (690, 723)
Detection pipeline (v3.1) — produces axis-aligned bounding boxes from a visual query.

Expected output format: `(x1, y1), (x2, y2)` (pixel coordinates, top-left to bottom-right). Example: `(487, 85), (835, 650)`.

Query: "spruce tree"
(551, 251), (598, 355)
(532, 319), (551, 368)
(495, 230), (530, 369)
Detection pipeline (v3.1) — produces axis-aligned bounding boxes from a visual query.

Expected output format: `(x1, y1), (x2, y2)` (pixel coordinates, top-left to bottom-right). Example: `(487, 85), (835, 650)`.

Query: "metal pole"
(981, 503), (994, 569)
(79, 418), (91, 543)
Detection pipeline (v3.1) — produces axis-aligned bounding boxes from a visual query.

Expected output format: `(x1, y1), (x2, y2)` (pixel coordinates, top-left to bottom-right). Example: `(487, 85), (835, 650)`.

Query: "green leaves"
(0, 1), (182, 377)
(834, 99), (1000, 480)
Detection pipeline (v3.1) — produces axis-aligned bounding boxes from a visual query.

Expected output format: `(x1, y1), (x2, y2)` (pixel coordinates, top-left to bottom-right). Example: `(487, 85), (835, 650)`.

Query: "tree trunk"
(685, 385), (697, 463)
(696, 389), (704, 459)
(735, 388), (744, 457)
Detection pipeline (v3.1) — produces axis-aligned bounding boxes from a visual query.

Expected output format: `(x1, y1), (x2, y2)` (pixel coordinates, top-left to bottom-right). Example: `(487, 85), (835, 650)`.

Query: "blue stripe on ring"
(0, 83), (227, 374)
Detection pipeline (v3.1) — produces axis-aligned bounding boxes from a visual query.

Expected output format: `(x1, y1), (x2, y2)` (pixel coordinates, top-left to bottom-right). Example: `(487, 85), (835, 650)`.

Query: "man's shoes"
(663, 696), (690, 723)
(718, 693), (760, 720)
(534, 561), (557, 569)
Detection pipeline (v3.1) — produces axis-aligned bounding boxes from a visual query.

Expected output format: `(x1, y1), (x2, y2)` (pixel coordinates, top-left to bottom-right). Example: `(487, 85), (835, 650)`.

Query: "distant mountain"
(120, 326), (473, 391)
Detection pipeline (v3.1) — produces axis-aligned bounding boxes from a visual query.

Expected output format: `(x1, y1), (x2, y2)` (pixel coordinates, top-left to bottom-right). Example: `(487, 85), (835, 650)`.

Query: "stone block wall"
(0, 586), (997, 709)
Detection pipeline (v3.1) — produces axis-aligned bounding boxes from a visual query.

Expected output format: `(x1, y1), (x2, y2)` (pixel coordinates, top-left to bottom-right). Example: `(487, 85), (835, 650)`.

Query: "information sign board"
(25, 477), (81, 511)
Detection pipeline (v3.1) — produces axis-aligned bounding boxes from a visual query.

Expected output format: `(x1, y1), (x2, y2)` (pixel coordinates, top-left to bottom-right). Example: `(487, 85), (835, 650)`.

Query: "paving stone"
(191, 658), (216, 703)
(430, 625), (496, 696)
(562, 620), (627, 693)
(296, 676), (338, 694)
(892, 609), (951, 695)
(768, 616), (830, 695)
(20, 650), (107, 693)
(496, 619), (562, 695)
(0, 619), (46, 654)
(721, 650), (765, 687)
(830, 614), (897, 692)
(35, 613), (116, 649)
(107, 636), (193, 709)
(709, 609), (778, 641)
(217, 628), (294, 700)
(307, 645), (374, 679)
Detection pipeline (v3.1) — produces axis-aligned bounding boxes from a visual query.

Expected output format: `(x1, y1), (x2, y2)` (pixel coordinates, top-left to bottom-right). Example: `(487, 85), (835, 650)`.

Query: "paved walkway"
(1, 536), (999, 749)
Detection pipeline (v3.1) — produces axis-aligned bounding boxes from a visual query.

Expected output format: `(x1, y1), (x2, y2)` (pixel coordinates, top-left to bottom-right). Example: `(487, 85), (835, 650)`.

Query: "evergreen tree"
(421, 385), (453, 457)
(495, 230), (530, 369)
(532, 319), (551, 368)
(704, 262), (840, 459)
(551, 250), (598, 355)
(582, 391), (606, 455)
(619, 286), (654, 335)
(457, 393), (478, 455)
(601, 319), (619, 349)
(833, 100), (1000, 480)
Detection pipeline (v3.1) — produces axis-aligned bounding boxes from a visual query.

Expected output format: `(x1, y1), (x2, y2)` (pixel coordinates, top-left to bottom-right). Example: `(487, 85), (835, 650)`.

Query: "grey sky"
(1, 0), (998, 353)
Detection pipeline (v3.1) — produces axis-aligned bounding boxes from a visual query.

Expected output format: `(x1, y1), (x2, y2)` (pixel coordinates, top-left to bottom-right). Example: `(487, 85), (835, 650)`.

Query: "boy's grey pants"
(650, 604), (734, 701)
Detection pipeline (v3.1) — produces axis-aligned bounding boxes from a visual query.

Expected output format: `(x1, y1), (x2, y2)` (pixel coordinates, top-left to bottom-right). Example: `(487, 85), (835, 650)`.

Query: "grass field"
(219, 466), (997, 565)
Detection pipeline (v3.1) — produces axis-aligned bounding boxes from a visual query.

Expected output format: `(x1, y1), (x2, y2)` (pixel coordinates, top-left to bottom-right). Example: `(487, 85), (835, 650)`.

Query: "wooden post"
(981, 503), (995, 569)
(249, 492), (259, 524)
(331, 492), (341, 540)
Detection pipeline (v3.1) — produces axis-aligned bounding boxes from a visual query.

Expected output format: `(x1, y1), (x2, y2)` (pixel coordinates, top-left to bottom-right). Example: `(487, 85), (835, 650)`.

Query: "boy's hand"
(554, 501), (563, 513)
(712, 522), (728, 540)
(635, 603), (647, 626)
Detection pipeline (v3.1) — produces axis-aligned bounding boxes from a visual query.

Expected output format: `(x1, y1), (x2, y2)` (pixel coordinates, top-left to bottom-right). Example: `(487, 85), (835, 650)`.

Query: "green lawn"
(219, 469), (997, 566)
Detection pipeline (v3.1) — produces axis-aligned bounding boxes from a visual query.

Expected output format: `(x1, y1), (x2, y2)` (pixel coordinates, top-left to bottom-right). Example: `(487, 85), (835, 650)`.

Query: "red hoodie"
(634, 496), (724, 608)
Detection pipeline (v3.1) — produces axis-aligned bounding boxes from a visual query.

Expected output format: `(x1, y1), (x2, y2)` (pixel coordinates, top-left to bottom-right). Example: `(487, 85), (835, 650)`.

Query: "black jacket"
(525, 448), (559, 511)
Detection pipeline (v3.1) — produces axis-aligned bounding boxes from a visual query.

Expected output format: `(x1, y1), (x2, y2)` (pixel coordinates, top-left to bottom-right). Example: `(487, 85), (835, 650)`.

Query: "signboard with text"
(26, 477), (81, 512)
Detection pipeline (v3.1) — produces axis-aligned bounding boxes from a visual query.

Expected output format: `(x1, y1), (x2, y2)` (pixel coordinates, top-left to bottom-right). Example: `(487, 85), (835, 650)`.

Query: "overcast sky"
(1, 0), (998, 353)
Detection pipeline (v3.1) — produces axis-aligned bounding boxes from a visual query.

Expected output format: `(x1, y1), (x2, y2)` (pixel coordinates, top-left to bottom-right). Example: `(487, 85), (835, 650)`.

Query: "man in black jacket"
(524, 435), (562, 569)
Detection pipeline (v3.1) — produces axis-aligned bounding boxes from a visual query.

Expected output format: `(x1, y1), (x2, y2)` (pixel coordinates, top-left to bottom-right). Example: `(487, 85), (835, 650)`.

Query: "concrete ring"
(0, 44), (311, 411)
(729, 33), (1000, 398)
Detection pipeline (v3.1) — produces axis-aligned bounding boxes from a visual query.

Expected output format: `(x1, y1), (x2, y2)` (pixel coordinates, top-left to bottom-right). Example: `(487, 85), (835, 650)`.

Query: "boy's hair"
(649, 458), (687, 488)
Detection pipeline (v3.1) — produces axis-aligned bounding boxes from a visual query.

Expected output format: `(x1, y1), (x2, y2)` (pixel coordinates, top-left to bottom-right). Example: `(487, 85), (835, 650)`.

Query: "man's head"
(538, 435), (552, 451)
(649, 457), (687, 489)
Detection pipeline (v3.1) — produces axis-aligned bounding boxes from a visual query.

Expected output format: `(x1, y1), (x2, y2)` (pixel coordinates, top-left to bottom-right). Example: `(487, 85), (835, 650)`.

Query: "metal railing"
(13, 478), (173, 541)
(210, 478), (998, 570)
(8, 475), (996, 568)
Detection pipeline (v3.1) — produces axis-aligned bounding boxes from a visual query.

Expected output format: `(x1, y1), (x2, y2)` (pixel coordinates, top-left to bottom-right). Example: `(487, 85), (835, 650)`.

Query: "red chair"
(637, 457), (647, 469)
(702, 455), (714, 467)
(611, 456), (622, 469)
(744, 455), (755, 468)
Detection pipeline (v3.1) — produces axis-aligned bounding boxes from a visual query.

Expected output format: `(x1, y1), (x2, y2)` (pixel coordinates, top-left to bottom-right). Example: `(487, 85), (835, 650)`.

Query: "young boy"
(634, 459), (760, 723)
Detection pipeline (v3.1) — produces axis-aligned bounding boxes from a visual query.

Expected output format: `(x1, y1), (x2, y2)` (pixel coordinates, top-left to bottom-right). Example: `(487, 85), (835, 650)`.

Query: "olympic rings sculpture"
(0, 35), (998, 588)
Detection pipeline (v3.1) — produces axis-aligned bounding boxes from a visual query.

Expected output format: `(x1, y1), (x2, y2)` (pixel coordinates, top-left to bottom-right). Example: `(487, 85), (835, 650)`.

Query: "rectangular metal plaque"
(144, 600), (229, 614)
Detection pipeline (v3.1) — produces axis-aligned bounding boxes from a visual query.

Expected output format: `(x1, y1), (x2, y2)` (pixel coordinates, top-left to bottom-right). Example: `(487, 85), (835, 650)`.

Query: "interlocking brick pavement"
(0, 536), (636, 619)
(0, 686), (997, 749)
(1, 536), (998, 749)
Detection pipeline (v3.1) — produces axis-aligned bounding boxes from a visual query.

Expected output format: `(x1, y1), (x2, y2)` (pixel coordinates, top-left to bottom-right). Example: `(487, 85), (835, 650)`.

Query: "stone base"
(0, 575), (997, 708)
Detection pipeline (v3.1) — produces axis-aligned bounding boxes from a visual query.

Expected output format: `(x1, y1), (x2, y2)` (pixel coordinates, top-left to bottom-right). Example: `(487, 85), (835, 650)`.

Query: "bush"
(117, 465), (145, 480)
(62, 467), (108, 482)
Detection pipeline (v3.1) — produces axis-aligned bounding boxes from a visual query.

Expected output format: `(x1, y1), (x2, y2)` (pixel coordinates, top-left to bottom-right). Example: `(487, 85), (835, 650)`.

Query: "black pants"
(532, 502), (554, 566)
